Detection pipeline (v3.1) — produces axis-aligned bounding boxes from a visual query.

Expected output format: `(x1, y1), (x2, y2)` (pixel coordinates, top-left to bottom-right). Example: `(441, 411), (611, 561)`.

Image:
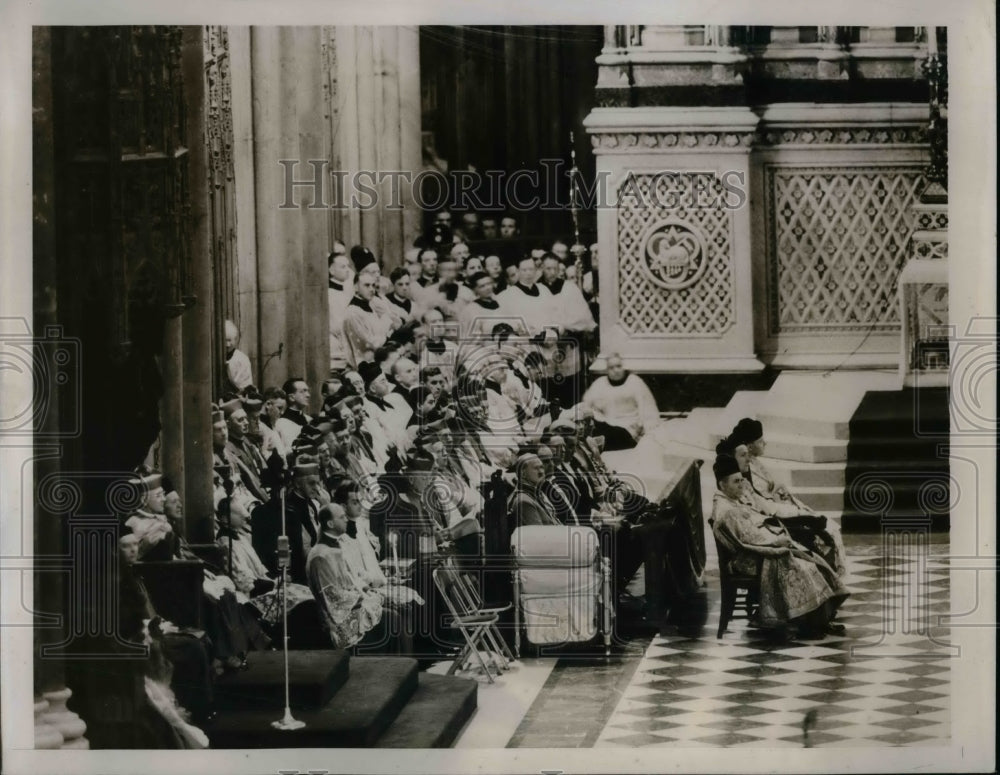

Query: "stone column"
(329, 26), (422, 268)
(229, 27), (261, 381)
(584, 107), (764, 373)
(295, 25), (332, 392)
(159, 315), (185, 518)
(181, 25), (216, 541)
(248, 27), (331, 401)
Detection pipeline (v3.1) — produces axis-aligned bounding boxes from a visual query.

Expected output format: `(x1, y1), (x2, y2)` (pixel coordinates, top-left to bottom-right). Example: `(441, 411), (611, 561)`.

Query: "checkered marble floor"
(595, 535), (952, 748)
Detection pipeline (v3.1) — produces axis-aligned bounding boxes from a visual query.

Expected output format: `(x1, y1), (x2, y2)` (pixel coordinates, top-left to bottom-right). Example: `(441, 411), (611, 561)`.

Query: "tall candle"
(926, 26), (937, 55)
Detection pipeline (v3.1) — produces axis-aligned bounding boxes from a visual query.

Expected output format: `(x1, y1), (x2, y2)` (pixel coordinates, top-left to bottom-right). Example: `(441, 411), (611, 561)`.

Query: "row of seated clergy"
(335, 244), (596, 408)
(710, 454), (849, 637)
(306, 501), (423, 653)
(716, 428), (846, 579)
(123, 472), (271, 669)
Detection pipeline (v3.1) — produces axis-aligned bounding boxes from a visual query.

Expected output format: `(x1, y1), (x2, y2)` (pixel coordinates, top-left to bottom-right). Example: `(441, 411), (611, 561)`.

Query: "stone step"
(708, 430), (848, 463)
(841, 511), (950, 532)
(375, 672), (478, 748)
(209, 656), (419, 748)
(755, 433), (848, 463)
(795, 486), (844, 512)
(214, 649), (350, 712)
(758, 411), (851, 442)
(781, 462), (846, 488)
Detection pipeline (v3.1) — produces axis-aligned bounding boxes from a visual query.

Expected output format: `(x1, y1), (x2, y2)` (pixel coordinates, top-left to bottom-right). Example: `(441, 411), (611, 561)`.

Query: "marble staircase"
(656, 371), (903, 519)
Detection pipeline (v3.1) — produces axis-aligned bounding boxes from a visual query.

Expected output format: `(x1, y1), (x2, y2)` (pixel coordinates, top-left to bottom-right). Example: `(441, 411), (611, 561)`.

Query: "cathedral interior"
(20, 23), (976, 759)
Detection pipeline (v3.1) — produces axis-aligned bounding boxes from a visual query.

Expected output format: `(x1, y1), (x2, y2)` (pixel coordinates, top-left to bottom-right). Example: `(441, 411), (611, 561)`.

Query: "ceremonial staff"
(568, 132), (586, 271)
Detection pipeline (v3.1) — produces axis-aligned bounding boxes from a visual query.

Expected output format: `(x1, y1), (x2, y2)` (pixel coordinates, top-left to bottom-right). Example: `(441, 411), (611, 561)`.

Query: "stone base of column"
(35, 687), (90, 750)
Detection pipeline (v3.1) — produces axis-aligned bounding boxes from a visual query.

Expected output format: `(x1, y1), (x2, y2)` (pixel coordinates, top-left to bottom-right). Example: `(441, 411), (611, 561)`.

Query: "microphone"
(277, 535), (290, 568)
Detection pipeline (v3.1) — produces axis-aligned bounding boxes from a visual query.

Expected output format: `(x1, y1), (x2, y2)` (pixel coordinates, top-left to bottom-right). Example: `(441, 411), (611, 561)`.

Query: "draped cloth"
(306, 540), (384, 649)
(125, 510), (176, 560)
(711, 492), (848, 627)
(143, 676), (209, 749)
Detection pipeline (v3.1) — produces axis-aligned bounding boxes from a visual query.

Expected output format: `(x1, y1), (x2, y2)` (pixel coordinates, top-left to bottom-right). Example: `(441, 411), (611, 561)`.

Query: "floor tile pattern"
(594, 537), (951, 748)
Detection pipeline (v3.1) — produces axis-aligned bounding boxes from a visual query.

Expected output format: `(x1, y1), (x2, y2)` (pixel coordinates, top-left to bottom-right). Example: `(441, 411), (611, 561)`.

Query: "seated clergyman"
(731, 417), (815, 511)
(577, 354), (661, 452)
(711, 454), (848, 639)
(306, 503), (411, 653)
(716, 432), (846, 579)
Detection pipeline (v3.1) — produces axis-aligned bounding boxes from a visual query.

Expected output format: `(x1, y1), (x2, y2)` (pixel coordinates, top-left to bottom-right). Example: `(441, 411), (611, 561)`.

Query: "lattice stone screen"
(765, 166), (927, 335)
(617, 172), (736, 336)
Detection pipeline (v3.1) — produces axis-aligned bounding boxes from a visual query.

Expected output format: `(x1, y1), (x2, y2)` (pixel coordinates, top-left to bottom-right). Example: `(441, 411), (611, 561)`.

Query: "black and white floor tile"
(594, 536), (951, 748)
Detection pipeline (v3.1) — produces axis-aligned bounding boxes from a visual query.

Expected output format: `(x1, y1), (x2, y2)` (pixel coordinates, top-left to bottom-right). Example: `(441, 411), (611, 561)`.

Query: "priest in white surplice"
(342, 268), (396, 369)
(328, 247), (355, 368)
(496, 256), (561, 379)
(579, 353), (661, 451)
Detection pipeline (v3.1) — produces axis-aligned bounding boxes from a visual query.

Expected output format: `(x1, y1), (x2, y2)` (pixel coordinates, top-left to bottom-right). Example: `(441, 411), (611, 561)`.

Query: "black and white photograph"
(0, 2), (995, 774)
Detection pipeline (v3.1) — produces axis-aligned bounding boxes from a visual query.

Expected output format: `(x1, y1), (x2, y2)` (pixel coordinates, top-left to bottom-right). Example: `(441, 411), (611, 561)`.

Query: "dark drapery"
(419, 25), (603, 245)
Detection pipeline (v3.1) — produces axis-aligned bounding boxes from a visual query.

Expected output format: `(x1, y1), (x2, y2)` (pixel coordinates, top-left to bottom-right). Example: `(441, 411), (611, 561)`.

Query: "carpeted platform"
(213, 650), (350, 712)
(209, 657), (420, 748)
(376, 672), (479, 748)
(842, 387), (950, 530)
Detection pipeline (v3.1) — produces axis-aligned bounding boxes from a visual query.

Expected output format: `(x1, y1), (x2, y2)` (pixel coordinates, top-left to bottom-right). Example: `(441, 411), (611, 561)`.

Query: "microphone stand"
(271, 470), (305, 731)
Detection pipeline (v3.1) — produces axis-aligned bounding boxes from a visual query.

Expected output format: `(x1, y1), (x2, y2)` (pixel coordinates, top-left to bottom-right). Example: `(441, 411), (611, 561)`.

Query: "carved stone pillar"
(584, 107), (764, 373)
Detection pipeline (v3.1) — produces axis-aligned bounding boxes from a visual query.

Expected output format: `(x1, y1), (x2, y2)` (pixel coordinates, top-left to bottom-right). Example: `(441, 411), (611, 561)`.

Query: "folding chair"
(442, 556), (515, 671)
(432, 563), (510, 683)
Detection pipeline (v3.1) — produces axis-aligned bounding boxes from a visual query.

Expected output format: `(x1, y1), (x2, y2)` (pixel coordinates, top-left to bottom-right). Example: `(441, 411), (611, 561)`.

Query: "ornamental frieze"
(590, 125), (926, 152)
(591, 131), (755, 151)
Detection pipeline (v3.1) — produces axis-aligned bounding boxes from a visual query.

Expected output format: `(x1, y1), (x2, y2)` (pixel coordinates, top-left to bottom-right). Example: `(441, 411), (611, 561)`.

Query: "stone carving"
(912, 233), (949, 260)
(591, 131), (755, 151)
(640, 221), (709, 290)
(590, 125), (924, 153)
(759, 126), (926, 146)
(766, 166), (927, 334)
(617, 174), (734, 336)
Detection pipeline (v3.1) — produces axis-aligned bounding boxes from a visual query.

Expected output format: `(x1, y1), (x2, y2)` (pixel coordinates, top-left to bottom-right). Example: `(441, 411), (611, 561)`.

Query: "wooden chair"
(711, 529), (762, 639)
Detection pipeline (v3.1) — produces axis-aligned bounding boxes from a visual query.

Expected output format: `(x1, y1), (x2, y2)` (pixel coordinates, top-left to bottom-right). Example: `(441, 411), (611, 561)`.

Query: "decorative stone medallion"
(638, 220), (709, 290)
